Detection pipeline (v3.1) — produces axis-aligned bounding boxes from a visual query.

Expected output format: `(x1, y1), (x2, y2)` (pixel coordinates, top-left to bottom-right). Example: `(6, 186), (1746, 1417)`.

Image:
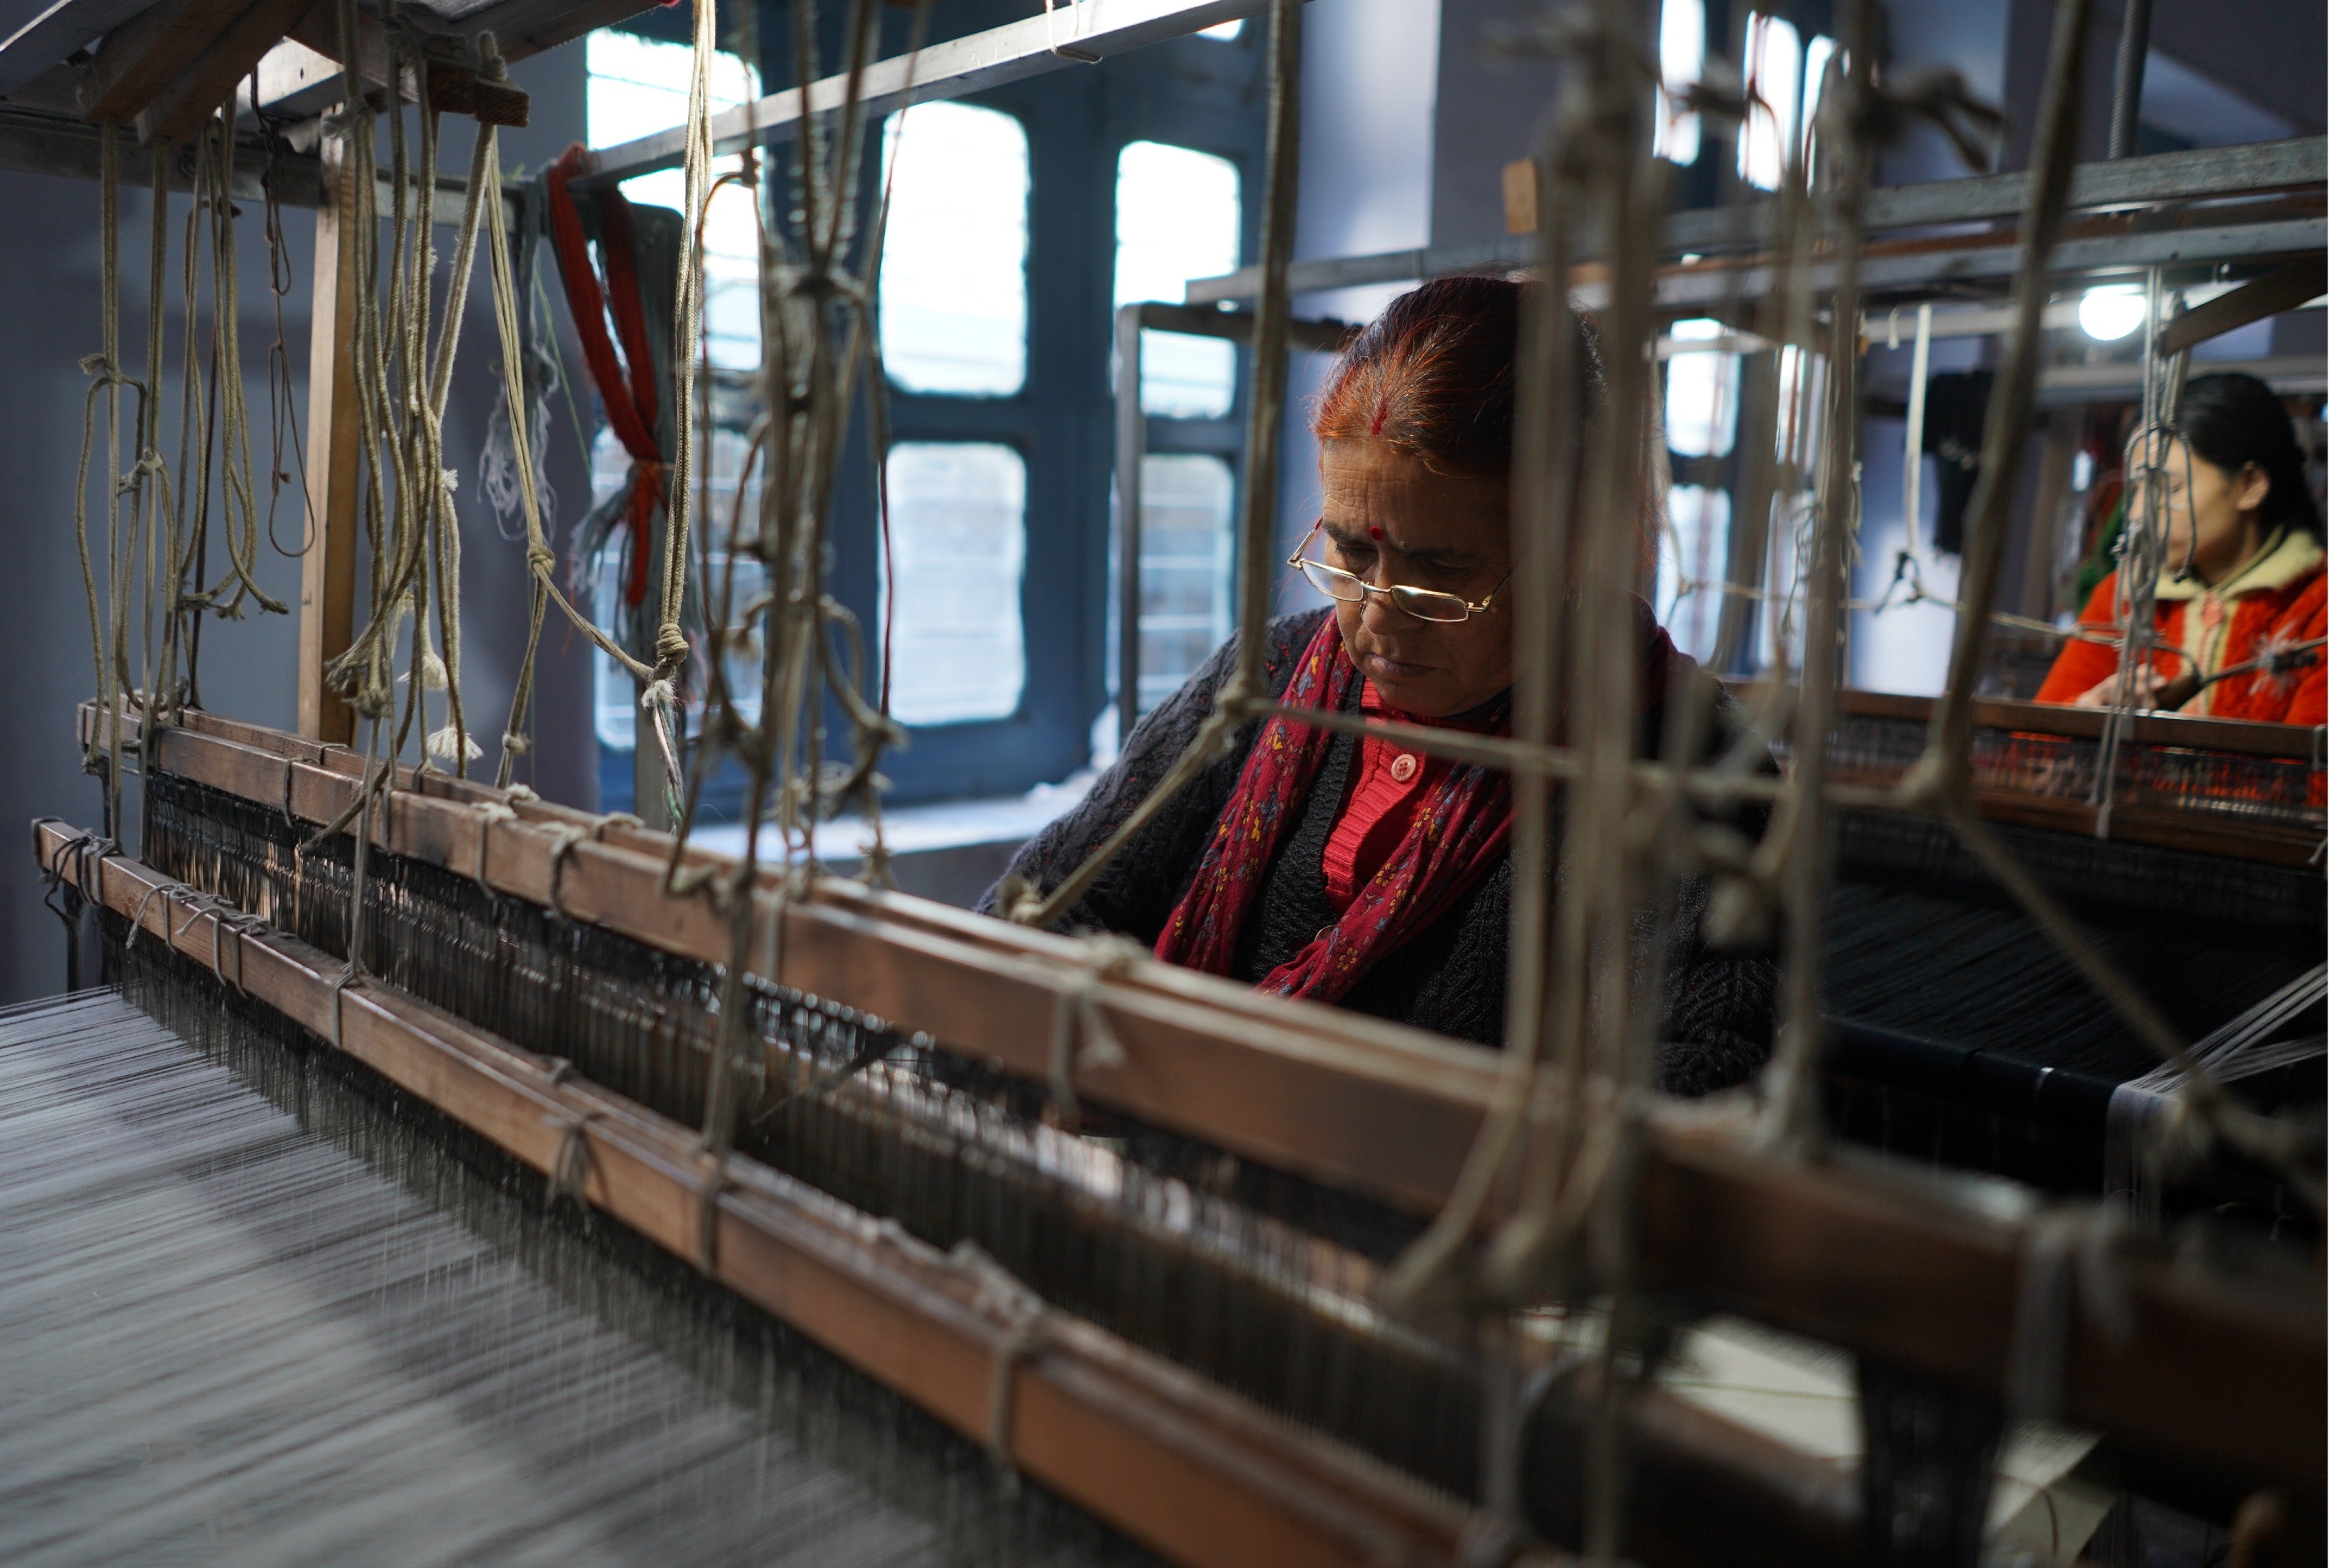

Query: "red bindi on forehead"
(1369, 526), (1384, 540)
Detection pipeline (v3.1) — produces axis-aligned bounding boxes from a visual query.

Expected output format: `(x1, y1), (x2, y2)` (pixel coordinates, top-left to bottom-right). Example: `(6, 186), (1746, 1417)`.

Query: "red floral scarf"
(1153, 616), (1515, 1004)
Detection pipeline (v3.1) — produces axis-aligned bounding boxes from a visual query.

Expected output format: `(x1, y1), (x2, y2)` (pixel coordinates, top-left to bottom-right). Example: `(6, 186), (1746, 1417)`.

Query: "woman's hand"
(2071, 666), (2197, 711)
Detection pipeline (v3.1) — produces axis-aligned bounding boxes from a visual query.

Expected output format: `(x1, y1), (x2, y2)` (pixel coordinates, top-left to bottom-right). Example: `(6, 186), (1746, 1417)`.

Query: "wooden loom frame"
(65, 704), (2328, 1509)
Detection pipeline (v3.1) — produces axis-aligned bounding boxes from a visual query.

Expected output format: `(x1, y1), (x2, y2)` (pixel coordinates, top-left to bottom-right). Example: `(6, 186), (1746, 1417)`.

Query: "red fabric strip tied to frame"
(546, 143), (665, 606)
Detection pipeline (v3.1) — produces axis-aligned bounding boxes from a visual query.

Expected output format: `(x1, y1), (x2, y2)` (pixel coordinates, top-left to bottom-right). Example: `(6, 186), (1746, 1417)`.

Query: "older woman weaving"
(985, 277), (1775, 1096)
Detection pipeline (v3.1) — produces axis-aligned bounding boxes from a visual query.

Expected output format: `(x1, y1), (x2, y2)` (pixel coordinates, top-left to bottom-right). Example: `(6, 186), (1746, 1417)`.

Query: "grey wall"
(1431, 0), (1567, 247)
(1278, 0), (1446, 614)
(0, 45), (593, 1003)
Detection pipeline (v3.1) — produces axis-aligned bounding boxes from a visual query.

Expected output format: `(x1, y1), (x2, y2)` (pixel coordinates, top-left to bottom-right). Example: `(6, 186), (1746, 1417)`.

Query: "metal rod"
(1114, 305), (1146, 748)
(2107, 0), (2153, 160)
(579, 0), (1273, 190)
(1183, 135), (2328, 303)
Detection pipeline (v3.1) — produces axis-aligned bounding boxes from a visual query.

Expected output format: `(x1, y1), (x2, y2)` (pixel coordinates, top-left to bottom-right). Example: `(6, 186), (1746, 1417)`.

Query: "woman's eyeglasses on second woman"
(1285, 520), (1511, 626)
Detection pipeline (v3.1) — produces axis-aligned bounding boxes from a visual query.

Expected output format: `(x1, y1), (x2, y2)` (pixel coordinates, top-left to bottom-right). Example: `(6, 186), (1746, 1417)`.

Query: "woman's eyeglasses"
(1285, 520), (1511, 626)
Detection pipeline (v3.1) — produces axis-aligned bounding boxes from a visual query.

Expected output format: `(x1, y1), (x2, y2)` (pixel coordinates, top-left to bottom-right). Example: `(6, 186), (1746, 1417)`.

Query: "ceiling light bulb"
(2078, 285), (2147, 342)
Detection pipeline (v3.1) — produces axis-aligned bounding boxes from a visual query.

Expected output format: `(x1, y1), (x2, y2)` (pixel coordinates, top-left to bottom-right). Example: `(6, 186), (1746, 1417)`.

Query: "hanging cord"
(1003, 0), (1303, 933)
(73, 122), (136, 838)
(1752, 1), (1880, 1157)
(2004, 1205), (2133, 1424)
(675, 0), (936, 1202)
(196, 99), (288, 625)
(648, 0), (720, 745)
(474, 36), (685, 786)
(2091, 278), (2184, 829)
(254, 87), (313, 558)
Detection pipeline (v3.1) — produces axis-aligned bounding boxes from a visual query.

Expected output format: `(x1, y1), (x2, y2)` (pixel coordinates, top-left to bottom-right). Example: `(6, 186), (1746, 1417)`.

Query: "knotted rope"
(950, 1239), (1051, 1489)
(2004, 1205), (2134, 1424)
(1043, 934), (1142, 1127)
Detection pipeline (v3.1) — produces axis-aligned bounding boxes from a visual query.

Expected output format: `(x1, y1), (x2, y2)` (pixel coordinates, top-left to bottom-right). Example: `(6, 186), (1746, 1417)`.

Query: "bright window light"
(2079, 285), (2148, 341)
(1137, 454), (1236, 712)
(879, 103), (1032, 396)
(1775, 345), (1824, 468)
(1799, 34), (1837, 168)
(882, 443), (1028, 725)
(1665, 318), (1739, 459)
(1738, 12), (1802, 191)
(1654, 0), (1706, 167)
(586, 31), (762, 370)
(1115, 140), (1243, 418)
(1659, 484), (1733, 662)
(1198, 19), (1243, 40)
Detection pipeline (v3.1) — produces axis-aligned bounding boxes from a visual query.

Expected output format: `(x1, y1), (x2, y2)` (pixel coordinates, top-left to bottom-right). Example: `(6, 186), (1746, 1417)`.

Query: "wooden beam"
(81, 704), (2329, 1498)
(2160, 254), (2329, 357)
(0, 0), (158, 99)
(37, 822), (1559, 1568)
(297, 133), (358, 747)
(282, 4), (529, 127)
(78, 0), (253, 123)
(131, 0), (313, 143)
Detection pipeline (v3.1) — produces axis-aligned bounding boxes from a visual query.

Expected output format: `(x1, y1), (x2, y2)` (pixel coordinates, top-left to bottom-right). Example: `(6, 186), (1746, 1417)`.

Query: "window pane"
(879, 104), (1031, 396)
(1137, 454), (1235, 712)
(1654, 0), (1704, 166)
(1198, 19), (1243, 39)
(1665, 318), (1739, 459)
(1115, 141), (1242, 418)
(884, 443), (1028, 725)
(586, 31), (762, 370)
(1659, 484), (1732, 664)
(1739, 12), (1802, 191)
(1800, 34), (1837, 170)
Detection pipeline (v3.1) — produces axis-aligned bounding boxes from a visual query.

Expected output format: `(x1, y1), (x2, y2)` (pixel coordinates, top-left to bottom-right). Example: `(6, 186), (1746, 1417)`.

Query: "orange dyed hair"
(1311, 274), (1605, 477)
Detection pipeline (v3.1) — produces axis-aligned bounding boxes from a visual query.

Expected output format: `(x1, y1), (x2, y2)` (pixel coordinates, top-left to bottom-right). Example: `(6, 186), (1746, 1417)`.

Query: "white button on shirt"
(1389, 752), (1419, 784)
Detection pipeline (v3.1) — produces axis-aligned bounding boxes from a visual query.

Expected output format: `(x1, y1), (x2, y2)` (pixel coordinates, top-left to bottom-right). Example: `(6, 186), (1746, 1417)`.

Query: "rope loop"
(545, 824), (590, 922)
(543, 1106), (602, 1208)
(950, 1239), (1051, 1487)
(2005, 1205), (2134, 1423)
(326, 963), (363, 1053)
(469, 800), (516, 902)
(692, 1155), (727, 1274)
(1045, 934), (1144, 1127)
(1040, 0), (1101, 62)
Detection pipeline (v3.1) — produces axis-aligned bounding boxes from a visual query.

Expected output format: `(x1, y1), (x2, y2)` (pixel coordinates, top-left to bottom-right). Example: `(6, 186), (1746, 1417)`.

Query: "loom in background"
(1799, 690), (2325, 1216)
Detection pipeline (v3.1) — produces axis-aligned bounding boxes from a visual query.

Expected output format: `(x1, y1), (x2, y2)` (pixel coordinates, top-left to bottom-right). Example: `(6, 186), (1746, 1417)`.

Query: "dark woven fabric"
(982, 610), (1777, 1096)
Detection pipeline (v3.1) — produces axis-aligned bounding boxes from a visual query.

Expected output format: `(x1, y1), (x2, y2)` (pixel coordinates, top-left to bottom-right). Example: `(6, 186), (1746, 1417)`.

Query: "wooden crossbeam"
(282, 5), (530, 127)
(131, 0), (311, 141)
(2160, 254), (2329, 357)
(79, 703), (2328, 1497)
(78, 0), (251, 123)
